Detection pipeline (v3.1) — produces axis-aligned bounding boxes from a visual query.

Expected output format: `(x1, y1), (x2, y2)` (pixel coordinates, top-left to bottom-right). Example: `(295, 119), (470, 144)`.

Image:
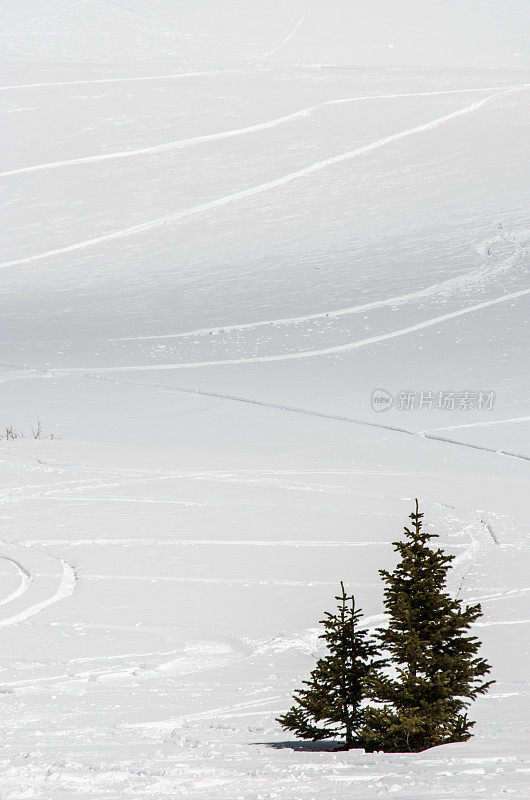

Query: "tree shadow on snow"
(253, 740), (344, 752)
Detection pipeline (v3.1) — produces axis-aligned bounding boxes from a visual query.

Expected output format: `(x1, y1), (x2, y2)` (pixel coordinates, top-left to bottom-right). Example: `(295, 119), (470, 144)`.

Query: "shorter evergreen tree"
(277, 582), (384, 749)
(361, 500), (494, 753)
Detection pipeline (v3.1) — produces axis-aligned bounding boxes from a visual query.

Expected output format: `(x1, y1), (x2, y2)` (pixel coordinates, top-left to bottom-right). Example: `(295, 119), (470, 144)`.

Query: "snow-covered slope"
(0, 2), (529, 797)
(1, 0), (529, 68)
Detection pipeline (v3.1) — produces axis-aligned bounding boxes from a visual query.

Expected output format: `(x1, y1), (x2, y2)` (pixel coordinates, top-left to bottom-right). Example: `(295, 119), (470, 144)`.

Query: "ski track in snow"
(0, 455), (525, 485)
(5, 225), (526, 349)
(1, 87), (526, 273)
(128, 695), (285, 730)
(419, 415), (530, 434)
(261, 1), (307, 57)
(0, 70), (233, 93)
(113, 226), (529, 341)
(84, 575), (339, 586)
(0, 557), (32, 607)
(0, 487), (404, 522)
(85, 373), (530, 464)
(20, 538), (391, 548)
(0, 558), (76, 628)
(0, 461), (412, 508)
(5, 643), (241, 689)
(475, 618), (530, 627)
(470, 586), (530, 606)
(0, 86), (513, 179)
(62, 287), (530, 372)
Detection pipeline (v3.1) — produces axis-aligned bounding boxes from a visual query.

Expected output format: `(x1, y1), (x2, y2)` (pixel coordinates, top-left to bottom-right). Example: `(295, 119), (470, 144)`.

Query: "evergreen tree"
(361, 499), (493, 753)
(277, 582), (384, 749)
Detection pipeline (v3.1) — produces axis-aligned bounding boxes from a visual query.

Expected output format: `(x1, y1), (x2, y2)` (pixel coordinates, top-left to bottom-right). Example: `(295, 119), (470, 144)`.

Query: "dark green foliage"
(276, 582), (384, 748)
(361, 499), (493, 752)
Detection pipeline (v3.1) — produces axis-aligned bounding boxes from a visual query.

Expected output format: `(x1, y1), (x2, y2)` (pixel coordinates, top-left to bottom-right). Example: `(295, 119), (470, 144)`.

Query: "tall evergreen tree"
(361, 500), (493, 753)
(277, 582), (384, 749)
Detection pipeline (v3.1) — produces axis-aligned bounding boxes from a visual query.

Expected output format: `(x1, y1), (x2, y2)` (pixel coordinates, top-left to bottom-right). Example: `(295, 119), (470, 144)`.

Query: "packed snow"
(0, 1), (529, 797)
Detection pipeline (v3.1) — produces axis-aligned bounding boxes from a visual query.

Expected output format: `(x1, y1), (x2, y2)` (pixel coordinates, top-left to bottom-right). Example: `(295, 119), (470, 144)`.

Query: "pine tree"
(277, 582), (384, 749)
(361, 499), (493, 753)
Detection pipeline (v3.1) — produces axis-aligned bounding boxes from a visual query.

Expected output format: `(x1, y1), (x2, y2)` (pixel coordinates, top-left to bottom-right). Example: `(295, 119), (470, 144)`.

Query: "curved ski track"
(0, 70), (233, 93)
(420, 416), (530, 435)
(0, 557), (32, 607)
(114, 226), (529, 342)
(2, 87), (526, 273)
(62, 286), (530, 372)
(0, 87), (512, 180)
(261, 1), (307, 58)
(0, 558), (76, 628)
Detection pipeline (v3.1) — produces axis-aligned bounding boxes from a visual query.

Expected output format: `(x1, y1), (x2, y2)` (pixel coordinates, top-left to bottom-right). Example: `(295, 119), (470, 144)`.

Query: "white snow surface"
(0, 1), (529, 797)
